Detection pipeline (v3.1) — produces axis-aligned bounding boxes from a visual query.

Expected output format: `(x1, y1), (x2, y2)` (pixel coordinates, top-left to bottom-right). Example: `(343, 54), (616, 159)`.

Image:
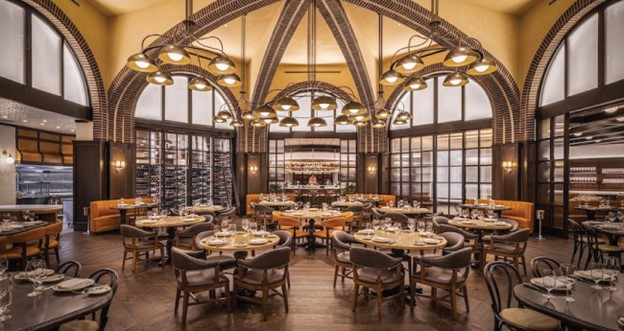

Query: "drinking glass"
(388, 201), (394, 208)
(221, 220), (230, 234)
(398, 200), (404, 208)
(542, 269), (557, 300)
(22, 210), (30, 222)
(364, 223), (373, 239)
(26, 259), (46, 297)
(229, 224), (237, 234)
(242, 218), (250, 232)
(417, 220), (425, 233)
(0, 291), (12, 321)
(260, 225), (267, 238)
(0, 258), (7, 276)
(250, 222), (258, 233)
(372, 219), (381, 233)
(604, 257), (620, 292)
(425, 220), (433, 233)
(607, 212), (616, 224)
(589, 262), (604, 290)
(559, 263), (576, 302)
(407, 219), (416, 232)
(462, 209), (469, 219)
(471, 209), (479, 220)
(1, 214), (10, 226)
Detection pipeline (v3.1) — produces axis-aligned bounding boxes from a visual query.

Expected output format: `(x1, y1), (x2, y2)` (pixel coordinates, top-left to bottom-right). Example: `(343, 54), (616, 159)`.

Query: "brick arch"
(520, 0), (607, 141)
(25, 0), (107, 140)
(273, 81), (354, 102)
(115, 64), (239, 143)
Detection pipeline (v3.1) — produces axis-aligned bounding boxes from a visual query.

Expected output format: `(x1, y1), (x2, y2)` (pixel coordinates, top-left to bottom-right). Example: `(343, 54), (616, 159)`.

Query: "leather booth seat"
(89, 198), (153, 233)
(245, 194), (297, 216)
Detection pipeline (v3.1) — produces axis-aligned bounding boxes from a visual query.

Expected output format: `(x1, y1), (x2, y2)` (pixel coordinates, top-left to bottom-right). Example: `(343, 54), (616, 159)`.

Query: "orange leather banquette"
(467, 199), (535, 234)
(345, 194), (396, 207)
(245, 194), (298, 216)
(89, 198), (153, 233)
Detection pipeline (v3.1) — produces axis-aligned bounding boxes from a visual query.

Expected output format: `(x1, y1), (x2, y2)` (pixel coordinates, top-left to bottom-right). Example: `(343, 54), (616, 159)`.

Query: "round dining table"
(284, 209), (343, 250)
(110, 203), (155, 225)
(331, 201), (363, 208)
(186, 205), (224, 214)
(136, 215), (206, 264)
(515, 275), (624, 331)
(459, 203), (512, 217)
(353, 230), (447, 251)
(378, 207), (430, 216)
(586, 221), (624, 246)
(257, 201), (296, 208)
(449, 218), (513, 267)
(197, 232), (280, 253)
(0, 204), (62, 223)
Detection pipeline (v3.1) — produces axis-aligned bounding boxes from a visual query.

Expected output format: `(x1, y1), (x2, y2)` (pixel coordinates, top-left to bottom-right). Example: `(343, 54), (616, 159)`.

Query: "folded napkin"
(530, 276), (569, 289)
(57, 278), (92, 290)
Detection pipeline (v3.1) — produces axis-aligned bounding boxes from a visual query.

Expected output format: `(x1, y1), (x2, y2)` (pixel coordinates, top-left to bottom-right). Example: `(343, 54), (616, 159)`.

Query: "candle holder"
(536, 209), (545, 240)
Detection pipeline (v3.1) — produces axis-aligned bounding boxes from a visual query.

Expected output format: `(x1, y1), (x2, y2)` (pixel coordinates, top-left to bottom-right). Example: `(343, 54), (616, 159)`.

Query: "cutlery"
(523, 282), (547, 293)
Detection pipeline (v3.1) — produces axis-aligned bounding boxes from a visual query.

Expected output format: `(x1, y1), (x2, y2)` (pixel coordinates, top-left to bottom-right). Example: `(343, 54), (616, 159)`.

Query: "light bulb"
(452, 55), (467, 63)
(195, 82), (207, 90)
(136, 60), (150, 69)
(215, 63), (230, 71)
(402, 62), (417, 70)
(281, 105), (292, 111)
(319, 103), (330, 109)
(6, 156), (14, 164)
(354, 115), (365, 121)
(348, 108), (359, 114)
(224, 77), (236, 85)
(450, 78), (462, 85)
(474, 64), (489, 73)
(167, 52), (184, 62)
(386, 76), (398, 83)
(409, 82), (421, 89)
(154, 76), (166, 83)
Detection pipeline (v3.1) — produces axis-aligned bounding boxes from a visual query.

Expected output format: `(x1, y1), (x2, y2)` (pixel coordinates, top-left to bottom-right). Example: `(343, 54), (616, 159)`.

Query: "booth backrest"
(89, 198), (154, 233)
(465, 198), (534, 233)
(246, 194), (297, 216)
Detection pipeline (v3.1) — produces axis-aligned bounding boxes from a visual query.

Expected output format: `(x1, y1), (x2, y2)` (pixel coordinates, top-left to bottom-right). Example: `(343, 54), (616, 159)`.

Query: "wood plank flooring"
(56, 226), (576, 331)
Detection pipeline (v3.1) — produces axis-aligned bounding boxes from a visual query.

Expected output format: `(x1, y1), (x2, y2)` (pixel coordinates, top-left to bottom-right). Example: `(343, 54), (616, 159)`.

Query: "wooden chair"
(55, 260), (82, 278)
(275, 216), (307, 255)
(482, 228), (530, 275)
(59, 268), (119, 331)
(350, 247), (404, 321)
(331, 231), (361, 287)
(313, 216), (348, 256)
(174, 222), (214, 250)
(436, 223), (480, 263)
(41, 222), (62, 266)
(120, 224), (165, 273)
(484, 261), (559, 331)
(6, 227), (46, 269)
(411, 247), (472, 319)
(254, 205), (274, 227)
(193, 231), (237, 270)
(234, 247), (291, 321)
(171, 247), (231, 323)
(345, 205), (363, 231)
(583, 222), (624, 267)
(531, 256), (561, 278)
(567, 218), (591, 268)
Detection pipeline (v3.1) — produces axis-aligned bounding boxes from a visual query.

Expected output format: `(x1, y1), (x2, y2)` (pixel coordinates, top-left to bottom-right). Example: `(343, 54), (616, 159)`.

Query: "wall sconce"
(250, 165), (258, 174)
(114, 160), (126, 172)
(2, 150), (14, 164)
(367, 166), (377, 174)
(502, 161), (516, 173)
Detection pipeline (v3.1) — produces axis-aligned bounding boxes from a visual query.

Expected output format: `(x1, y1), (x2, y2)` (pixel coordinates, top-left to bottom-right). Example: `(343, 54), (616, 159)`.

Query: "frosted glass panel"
(214, 93), (232, 130)
(191, 90), (213, 126)
(465, 80), (492, 120)
(412, 80), (434, 126)
(437, 79), (461, 123)
(32, 15), (61, 95)
(540, 46), (565, 106)
(567, 14), (598, 96)
(606, 1), (624, 84)
(63, 44), (88, 106)
(0, 1), (24, 83)
(165, 76), (188, 123)
(135, 84), (162, 120)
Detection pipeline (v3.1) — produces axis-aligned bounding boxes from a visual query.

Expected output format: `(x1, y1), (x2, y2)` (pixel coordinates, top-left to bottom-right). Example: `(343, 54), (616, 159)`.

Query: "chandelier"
(125, 0), (241, 91)
(379, 0), (497, 90)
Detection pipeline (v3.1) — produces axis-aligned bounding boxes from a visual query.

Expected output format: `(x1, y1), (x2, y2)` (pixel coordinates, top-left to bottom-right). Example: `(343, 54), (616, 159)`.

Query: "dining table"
(257, 201), (296, 208)
(378, 207), (430, 216)
(0, 205), (62, 223)
(586, 221), (624, 246)
(110, 203), (154, 225)
(186, 205), (224, 215)
(136, 215), (206, 264)
(458, 203), (512, 217)
(197, 232), (280, 255)
(514, 274), (624, 331)
(331, 201), (363, 208)
(575, 205), (623, 221)
(5, 274), (113, 331)
(283, 209), (343, 251)
(449, 217), (513, 266)
(0, 220), (48, 236)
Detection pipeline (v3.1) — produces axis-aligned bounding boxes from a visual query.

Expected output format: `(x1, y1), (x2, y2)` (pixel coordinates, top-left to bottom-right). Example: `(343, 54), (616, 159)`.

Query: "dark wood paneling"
(357, 153), (380, 194)
(492, 142), (521, 200)
(107, 142), (135, 200)
(73, 141), (106, 231)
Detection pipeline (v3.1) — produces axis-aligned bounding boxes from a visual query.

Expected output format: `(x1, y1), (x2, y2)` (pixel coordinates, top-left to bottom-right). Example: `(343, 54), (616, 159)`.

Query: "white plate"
(214, 232), (233, 237)
(41, 274), (65, 283)
(87, 285), (112, 295)
(358, 229), (375, 235)
(574, 270), (612, 282)
(530, 276), (570, 291)
(23, 221), (42, 226)
(249, 238), (268, 245)
(253, 231), (270, 236)
(53, 279), (95, 292)
(2, 224), (24, 229)
(15, 269), (54, 280)
(422, 238), (441, 244)
(371, 237), (392, 243)
(204, 239), (227, 246)
(308, 208), (319, 211)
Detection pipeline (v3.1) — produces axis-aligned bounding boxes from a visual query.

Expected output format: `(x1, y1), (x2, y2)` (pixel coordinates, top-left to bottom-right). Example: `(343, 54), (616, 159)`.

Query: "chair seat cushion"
(181, 269), (228, 287)
(581, 238), (606, 244)
(5, 245), (41, 259)
(236, 269), (285, 286)
(48, 238), (60, 249)
(598, 244), (624, 252)
(285, 229), (309, 238)
(417, 267), (467, 285)
(125, 241), (162, 251)
(336, 251), (351, 264)
(175, 238), (194, 248)
(499, 308), (559, 331)
(59, 319), (99, 331)
(207, 255), (237, 270)
(356, 268), (402, 284)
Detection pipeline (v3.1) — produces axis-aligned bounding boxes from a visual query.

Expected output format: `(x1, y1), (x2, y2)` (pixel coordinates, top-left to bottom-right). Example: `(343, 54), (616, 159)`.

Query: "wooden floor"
(57, 225), (576, 331)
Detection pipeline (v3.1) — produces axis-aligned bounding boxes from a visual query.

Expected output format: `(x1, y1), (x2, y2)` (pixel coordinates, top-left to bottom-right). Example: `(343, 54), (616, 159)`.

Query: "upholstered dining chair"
(253, 205), (274, 227)
(120, 224), (165, 273)
(350, 247), (404, 321)
(432, 215), (450, 229)
(6, 227), (46, 269)
(233, 247), (292, 321)
(482, 228), (530, 275)
(439, 232), (465, 255)
(55, 260), (82, 278)
(313, 216), (348, 256)
(484, 261), (560, 331)
(361, 202), (373, 225)
(217, 207), (237, 225)
(531, 256), (561, 278)
(59, 268), (119, 331)
(331, 231), (361, 288)
(383, 212), (409, 226)
(170, 247), (231, 323)
(174, 222), (215, 250)
(371, 207), (385, 221)
(345, 205), (363, 231)
(275, 215), (308, 255)
(41, 221), (62, 266)
(410, 247), (472, 319)
(436, 224), (480, 263)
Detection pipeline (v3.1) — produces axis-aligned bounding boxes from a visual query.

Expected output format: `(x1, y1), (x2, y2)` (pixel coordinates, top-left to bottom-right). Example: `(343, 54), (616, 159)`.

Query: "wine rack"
(191, 135), (212, 203)
(212, 138), (233, 207)
(162, 133), (188, 211)
(135, 130), (161, 203)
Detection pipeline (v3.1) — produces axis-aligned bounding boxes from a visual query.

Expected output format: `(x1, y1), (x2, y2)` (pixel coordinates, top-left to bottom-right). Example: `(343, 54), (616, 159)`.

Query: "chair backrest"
(203, 214), (214, 223)
(567, 218), (585, 242)
(483, 261), (523, 316)
(44, 222), (63, 236)
(349, 247), (402, 269)
(371, 207), (385, 218)
(273, 230), (292, 248)
(120, 224), (154, 238)
(499, 218), (519, 232)
(437, 224), (478, 240)
(433, 216), (450, 227)
(55, 260), (82, 278)
(332, 231), (359, 251)
(254, 205), (274, 214)
(239, 247), (291, 270)
(440, 232), (465, 253)
(346, 205), (363, 214)
(88, 268), (119, 330)
(362, 202), (373, 211)
(383, 212), (408, 224)
(9, 227), (45, 244)
(220, 207), (237, 217)
(171, 247), (219, 272)
(531, 256), (561, 278)
(322, 216), (347, 229)
(178, 222), (214, 236)
(194, 230), (215, 249)
(492, 228), (529, 244)
(276, 216), (301, 228)
(582, 223), (602, 246)
(419, 247), (472, 270)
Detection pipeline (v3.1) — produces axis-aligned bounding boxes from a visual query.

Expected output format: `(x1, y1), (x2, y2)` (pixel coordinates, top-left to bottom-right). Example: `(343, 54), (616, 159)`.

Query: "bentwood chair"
(350, 247), (404, 321)
(171, 248), (231, 323)
(531, 256), (561, 278)
(120, 224), (165, 273)
(314, 216), (349, 256)
(233, 247), (292, 321)
(174, 222), (215, 250)
(59, 268), (119, 331)
(41, 221), (63, 266)
(583, 222), (624, 267)
(484, 261), (560, 331)
(567, 219), (589, 268)
(411, 247), (472, 319)
(331, 231), (361, 287)
(482, 229), (530, 275)
(6, 227), (46, 269)
(55, 260), (82, 278)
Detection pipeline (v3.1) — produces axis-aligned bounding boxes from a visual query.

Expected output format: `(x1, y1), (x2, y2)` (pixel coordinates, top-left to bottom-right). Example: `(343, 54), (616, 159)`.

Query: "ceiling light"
(55, 126), (61, 129)
(353, 120), (367, 127)
(311, 96), (337, 110)
(1, 115), (7, 119)
(217, 110), (233, 120)
(71, 129), (75, 132)
(443, 46), (478, 67)
(394, 54), (424, 74)
(126, 52), (158, 73)
(208, 55), (236, 75)
(595, 139), (602, 143)
(393, 118), (407, 126)
(397, 111), (412, 121)
(230, 119), (244, 127)
(251, 119), (266, 127)
(39, 123), (45, 126)
(2, 151), (14, 165)
(585, 136), (594, 140)
(308, 117), (327, 128)
(342, 101), (367, 116)
(617, 116), (624, 122)
(604, 107), (619, 113)
(22, 119), (27, 123)
(273, 97), (300, 111)
(376, 109), (392, 119)
(253, 105), (277, 118)
(573, 132), (583, 137)
(188, 76), (212, 91)
(279, 117), (299, 127)
(403, 77), (427, 91)
(262, 117), (279, 124)
(158, 45), (191, 65)
(372, 119), (386, 128)
(213, 116), (227, 123)
(241, 111), (256, 120)
(443, 72), (469, 87)
(335, 115), (350, 125)
(379, 70), (404, 86)
(216, 74), (242, 87)
(466, 57), (498, 75)
(42, 119), (47, 123)
(146, 71), (173, 86)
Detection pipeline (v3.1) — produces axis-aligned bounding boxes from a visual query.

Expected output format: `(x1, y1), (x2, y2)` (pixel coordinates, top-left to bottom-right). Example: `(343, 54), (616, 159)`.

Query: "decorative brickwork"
(25, 0), (107, 140)
(520, 0), (606, 141)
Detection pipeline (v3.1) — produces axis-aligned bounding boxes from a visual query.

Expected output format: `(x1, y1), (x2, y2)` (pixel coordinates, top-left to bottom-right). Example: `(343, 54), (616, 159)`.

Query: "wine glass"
(542, 269), (557, 300)
(407, 219), (416, 232)
(241, 218), (250, 232)
(0, 290), (12, 321)
(387, 201), (394, 208)
(417, 220), (425, 233)
(221, 220), (229, 234)
(0, 258), (7, 276)
(604, 257), (620, 292)
(398, 200), (404, 209)
(22, 210), (30, 222)
(559, 263), (576, 302)
(250, 222), (258, 234)
(462, 208), (469, 219)
(372, 219), (381, 234)
(229, 224), (237, 234)
(364, 223), (373, 239)
(607, 212), (616, 224)
(26, 259), (46, 297)
(260, 225), (267, 238)
(589, 262), (604, 290)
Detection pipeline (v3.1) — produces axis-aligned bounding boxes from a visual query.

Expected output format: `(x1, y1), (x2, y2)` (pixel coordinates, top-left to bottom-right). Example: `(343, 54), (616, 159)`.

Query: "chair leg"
(132, 251), (137, 273)
(463, 287), (470, 312)
(513, 257), (519, 275)
(181, 290), (190, 323)
(410, 279), (416, 309)
(287, 273), (291, 289)
(450, 285), (457, 319)
(122, 251), (127, 271)
(282, 283), (289, 313)
(571, 241), (578, 264)
(174, 288), (181, 314)
(352, 284), (359, 312)
(399, 282), (405, 309)
(521, 256), (527, 276)
(54, 247), (60, 265)
(262, 288), (269, 321)
(333, 265), (339, 288)
(44, 248), (50, 267)
(225, 283), (232, 313)
(161, 247), (165, 270)
(376, 286), (383, 321)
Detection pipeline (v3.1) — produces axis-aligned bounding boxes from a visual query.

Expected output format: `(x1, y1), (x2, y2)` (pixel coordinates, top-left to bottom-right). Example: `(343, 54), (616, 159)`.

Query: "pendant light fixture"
(146, 71), (173, 86)
(443, 71), (469, 87)
(335, 115), (350, 125)
(403, 76), (427, 91)
(311, 96), (337, 110)
(230, 119), (244, 127)
(188, 76), (212, 91)
(252, 105), (277, 118)
(232, 14), (251, 128)
(273, 97), (300, 111)
(373, 13), (389, 127)
(251, 119), (266, 127)
(308, 116), (327, 128)
(306, 0), (327, 129)
(279, 116), (299, 127)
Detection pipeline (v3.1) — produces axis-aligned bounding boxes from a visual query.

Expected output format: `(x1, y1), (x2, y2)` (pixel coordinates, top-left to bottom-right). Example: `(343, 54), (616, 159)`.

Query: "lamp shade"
(251, 119), (266, 127)
(353, 120), (367, 127)
(216, 73), (242, 87)
(158, 45), (191, 65)
(442, 71), (469, 87)
(403, 77), (427, 91)
(379, 70), (404, 86)
(394, 53), (424, 74)
(279, 116), (299, 127)
(188, 76), (212, 91)
(341, 101), (367, 116)
(311, 96), (337, 110)
(273, 97), (300, 111)
(213, 116), (227, 123)
(241, 111), (256, 120)
(442, 46), (478, 67)
(375, 109), (392, 119)
(253, 105), (277, 118)
(335, 115), (350, 125)
(217, 110), (233, 120)
(146, 71), (173, 86)
(372, 119), (386, 128)
(208, 55), (236, 74)
(466, 57), (498, 75)
(262, 117), (279, 124)
(230, 119), (244, 127)
(397, 111), (412, 121)
(126, 53), (158, 72)
(392, 118), (408, 126)
(308, 117), (327, 127)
